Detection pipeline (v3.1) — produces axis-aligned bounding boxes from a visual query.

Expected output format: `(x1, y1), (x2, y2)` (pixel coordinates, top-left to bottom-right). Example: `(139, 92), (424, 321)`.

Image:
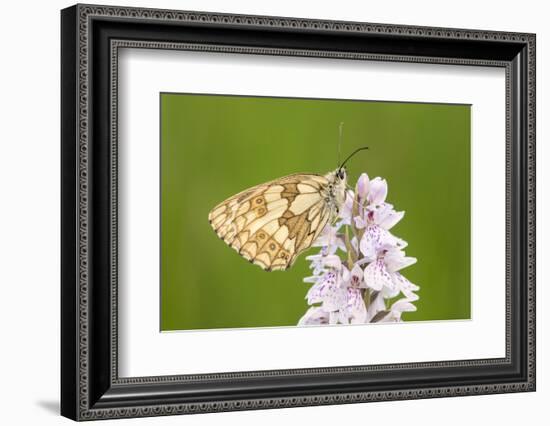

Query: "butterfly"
(208, 146), (369, 272)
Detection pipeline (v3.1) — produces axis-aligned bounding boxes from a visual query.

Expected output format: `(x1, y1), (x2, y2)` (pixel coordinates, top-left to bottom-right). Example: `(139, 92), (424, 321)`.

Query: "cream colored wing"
(208, 174), (331, 271)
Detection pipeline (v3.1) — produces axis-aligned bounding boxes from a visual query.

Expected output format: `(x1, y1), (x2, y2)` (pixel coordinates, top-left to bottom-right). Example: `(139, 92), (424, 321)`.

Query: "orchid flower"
(298, 172), (419, 326)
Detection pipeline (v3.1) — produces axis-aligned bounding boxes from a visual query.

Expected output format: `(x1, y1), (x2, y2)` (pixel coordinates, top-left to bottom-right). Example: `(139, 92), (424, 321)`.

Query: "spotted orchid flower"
(298, 173), (419, 326)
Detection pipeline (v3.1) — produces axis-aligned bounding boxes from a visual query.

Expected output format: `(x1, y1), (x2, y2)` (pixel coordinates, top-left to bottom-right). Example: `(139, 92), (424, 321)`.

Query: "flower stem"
(364, 288), (372, 309)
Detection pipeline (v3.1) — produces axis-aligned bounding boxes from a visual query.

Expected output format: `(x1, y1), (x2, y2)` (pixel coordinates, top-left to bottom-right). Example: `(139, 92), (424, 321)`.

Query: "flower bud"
(368, 177), (388, 205)
(356, 173), (370, 199)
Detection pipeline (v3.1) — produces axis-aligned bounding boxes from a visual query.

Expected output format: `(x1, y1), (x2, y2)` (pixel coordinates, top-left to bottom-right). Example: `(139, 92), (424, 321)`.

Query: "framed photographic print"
(61, 4), (536, 421)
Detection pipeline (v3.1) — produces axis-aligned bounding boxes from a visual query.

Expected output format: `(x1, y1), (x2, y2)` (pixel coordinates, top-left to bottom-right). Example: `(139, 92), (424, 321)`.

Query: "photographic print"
(160, 93), (471, 331)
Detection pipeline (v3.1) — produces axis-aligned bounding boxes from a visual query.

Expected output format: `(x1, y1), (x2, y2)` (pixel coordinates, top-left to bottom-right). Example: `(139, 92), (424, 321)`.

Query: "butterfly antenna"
(339, 146), (369, 170)
(337, 122), (344, 168)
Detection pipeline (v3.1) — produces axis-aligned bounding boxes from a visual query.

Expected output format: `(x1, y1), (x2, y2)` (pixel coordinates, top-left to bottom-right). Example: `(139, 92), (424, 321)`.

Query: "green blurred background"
(160, 93), (471, 331)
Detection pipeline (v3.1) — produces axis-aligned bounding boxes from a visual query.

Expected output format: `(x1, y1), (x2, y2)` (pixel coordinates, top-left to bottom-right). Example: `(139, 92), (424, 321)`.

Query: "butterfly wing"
(208, 174), (332, 271)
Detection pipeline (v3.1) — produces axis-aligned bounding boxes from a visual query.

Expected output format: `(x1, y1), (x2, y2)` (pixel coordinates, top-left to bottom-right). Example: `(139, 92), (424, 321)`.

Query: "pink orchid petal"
(364, 259), (393, 291)
(354, 216), (367, 229)
(298, 307), (329, 326)
(391, 299), (417, 313)
(368, 177), (388, 205)
(385, 248), (417, 272)
(349, 263), (365, 288)
(346, 288), (367, 323)
(375, 203), (405, 230)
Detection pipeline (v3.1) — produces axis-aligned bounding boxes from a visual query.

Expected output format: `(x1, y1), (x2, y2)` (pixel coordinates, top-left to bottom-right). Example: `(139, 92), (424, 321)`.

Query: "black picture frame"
(61, 4), (536, 421)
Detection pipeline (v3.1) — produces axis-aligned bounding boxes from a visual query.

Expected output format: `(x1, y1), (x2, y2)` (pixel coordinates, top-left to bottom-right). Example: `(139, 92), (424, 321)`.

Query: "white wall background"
(0, 0), (546, 424)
